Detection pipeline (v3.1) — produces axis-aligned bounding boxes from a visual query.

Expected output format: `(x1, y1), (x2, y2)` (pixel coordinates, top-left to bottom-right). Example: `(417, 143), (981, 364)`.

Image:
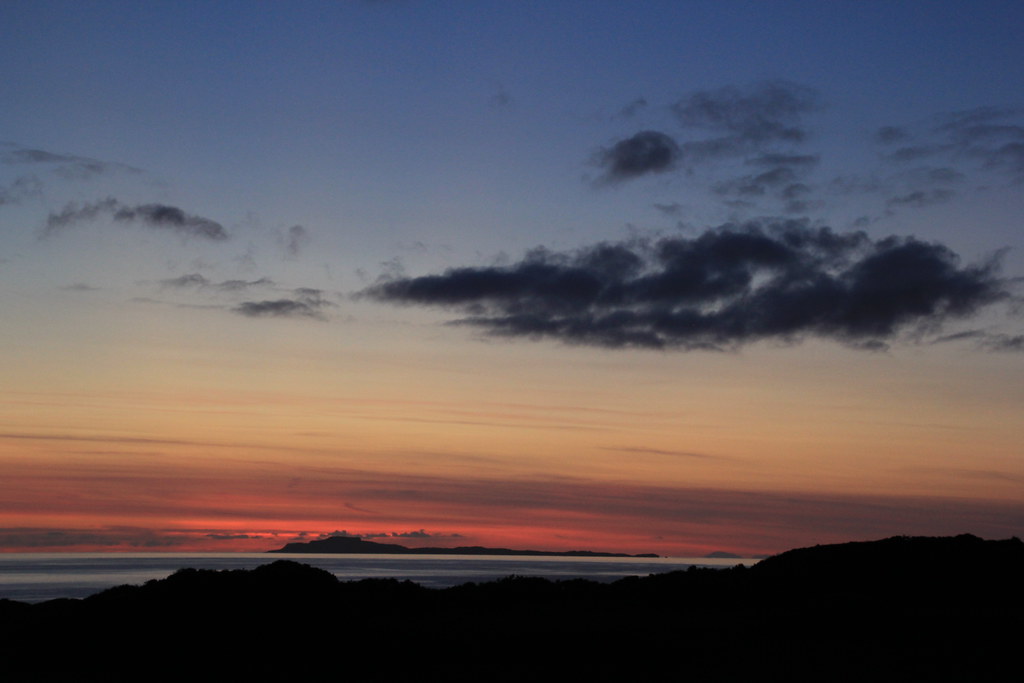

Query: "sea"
(0, 553), (754, 603)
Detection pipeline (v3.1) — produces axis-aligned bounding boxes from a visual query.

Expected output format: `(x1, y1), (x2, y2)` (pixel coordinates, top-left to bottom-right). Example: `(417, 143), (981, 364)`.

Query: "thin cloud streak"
(2, 463), (1021, 554)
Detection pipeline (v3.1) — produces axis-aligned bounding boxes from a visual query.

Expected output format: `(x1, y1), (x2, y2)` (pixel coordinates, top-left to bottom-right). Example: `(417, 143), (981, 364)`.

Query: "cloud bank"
(364, 221), (1009, 351)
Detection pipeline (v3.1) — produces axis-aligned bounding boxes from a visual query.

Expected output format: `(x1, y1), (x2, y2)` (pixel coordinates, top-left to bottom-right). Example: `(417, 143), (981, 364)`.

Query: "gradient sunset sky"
(2, 0), (1023, 557)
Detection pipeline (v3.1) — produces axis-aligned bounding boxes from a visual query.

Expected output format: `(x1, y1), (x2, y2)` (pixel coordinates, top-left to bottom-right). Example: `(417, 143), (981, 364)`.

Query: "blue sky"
(1, 1), (1022, 554)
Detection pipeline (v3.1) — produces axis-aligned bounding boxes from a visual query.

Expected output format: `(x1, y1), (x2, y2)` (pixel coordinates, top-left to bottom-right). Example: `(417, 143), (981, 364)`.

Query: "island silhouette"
(2, 534), (1020, 681)
(269, 534), (659, 557)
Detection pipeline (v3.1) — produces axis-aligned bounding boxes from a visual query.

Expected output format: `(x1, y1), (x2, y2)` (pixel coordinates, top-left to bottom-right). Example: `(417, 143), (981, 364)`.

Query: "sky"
(1, 0), (1023, 557)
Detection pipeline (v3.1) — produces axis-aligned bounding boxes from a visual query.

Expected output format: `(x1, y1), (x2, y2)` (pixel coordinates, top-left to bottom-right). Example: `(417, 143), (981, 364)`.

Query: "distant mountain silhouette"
(3, 534), (1021, 681)
(270, 534), (659, 557)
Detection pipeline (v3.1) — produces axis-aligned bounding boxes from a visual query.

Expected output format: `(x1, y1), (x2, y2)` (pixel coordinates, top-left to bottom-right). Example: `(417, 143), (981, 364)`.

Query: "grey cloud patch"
(283, 224), (310, 256)
(653, 202), (683, 217)
(671, 80), (820, 159)
(925, 167), (965, 183)
(883, 106), (1024, 179)
(489, 84), (513, 108)
(43, 197), (119, 233)
(885, 189), (956, 208)
(746, 153), (820, 168)
(1, 142), (139, 179)
(874, 126), (909, 145)
(0, 175), (43, 205)
(0, 526), (180, 549)
(983, 334), (1024, 352)
(233, 288), (333, 320)
(316, 529), (463, 540)
(363, 221), (1009, 351)
(159, 273), (274, 291)
(161, 273), (211, 288)
(934, 330), (1024, 352)
(617, 97), (648, 119)
(43, 197), (228, 240)
(596, 131), (681, 182)
(713, 166), (799, 197)
(206, 533), (257, 540)
(714, 152), (822, 215)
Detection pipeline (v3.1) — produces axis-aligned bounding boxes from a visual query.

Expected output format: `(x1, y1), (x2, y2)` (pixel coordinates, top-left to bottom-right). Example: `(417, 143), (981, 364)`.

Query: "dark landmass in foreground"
(2, 534), (1021, 682)
(270, 534), (659, 557)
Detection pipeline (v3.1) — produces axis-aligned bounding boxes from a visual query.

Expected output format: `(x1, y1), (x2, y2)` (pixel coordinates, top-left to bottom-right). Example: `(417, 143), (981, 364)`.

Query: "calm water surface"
(0, 553), (753, 602)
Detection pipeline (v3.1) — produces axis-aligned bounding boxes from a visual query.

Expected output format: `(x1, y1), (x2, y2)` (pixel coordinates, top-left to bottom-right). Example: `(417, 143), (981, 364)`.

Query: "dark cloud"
(113, 203), (228, 240)
(670, 81), (819, 159)
(233, 299), (324, 319)
(596, 131), (681, 182)
(885, 188), (956, 208)
(233, 288), (332, 320)
(43, 197), (228, 240)
(363, 221), (1009, 351)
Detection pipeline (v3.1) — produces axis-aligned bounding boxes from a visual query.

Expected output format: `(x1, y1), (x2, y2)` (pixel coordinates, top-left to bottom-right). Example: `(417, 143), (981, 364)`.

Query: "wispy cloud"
(43, 197), (228, 240)
(282, 224), (310, 257)
(159, 273), (274, 291)
(0, 175), (43, 205)
(670, 80), (820, 161)
(1, 142), (140, 179)
(878, 106), (1024, 180)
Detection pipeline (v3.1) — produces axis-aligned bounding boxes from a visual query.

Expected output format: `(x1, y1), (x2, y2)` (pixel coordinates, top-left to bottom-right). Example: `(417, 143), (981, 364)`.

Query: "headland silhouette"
(270, 534), (659, 557)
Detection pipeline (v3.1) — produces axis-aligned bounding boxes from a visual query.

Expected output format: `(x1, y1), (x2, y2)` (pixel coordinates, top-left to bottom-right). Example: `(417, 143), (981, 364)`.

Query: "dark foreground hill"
(1, 534), (1021, 682)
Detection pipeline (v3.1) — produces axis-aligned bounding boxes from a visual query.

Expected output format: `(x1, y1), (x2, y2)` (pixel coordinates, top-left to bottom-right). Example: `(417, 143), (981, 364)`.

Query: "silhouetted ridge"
(3, 535), (1021, 681)
(753, 533), (1023, 584)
